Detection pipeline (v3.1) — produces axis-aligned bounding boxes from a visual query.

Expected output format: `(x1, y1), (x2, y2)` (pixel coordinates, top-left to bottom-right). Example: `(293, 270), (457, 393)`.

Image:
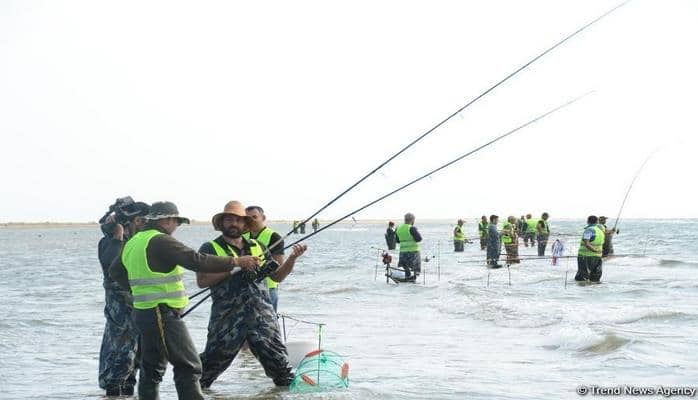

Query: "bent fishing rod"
(612, 149), (657, 231)
(183, 95), (587, 317)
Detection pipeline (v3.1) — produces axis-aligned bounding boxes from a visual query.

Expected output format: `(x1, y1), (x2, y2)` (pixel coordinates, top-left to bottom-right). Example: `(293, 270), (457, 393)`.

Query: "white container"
(389, 269), (406, 280)
(285, 340), (317, 368)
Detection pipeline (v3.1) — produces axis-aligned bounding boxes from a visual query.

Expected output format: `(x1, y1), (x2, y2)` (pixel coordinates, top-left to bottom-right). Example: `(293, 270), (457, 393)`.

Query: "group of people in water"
(291, 218), (320, 234)
(98, 199), (305, 399)
(384, 212), (617, 284)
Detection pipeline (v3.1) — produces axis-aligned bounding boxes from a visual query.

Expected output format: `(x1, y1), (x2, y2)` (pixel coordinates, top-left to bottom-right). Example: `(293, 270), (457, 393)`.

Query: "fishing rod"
(612, 149), (657, 231)
(277, 0), (627, 238)
(184, 0), (628, 313)
(183, 95), (587, 317)
(266, 0), (630, 256)
(286, 94), (588, 250)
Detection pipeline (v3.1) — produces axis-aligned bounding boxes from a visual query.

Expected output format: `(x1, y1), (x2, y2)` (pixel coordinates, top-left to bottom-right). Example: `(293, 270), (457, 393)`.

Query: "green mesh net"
(289, 350), (349, 393)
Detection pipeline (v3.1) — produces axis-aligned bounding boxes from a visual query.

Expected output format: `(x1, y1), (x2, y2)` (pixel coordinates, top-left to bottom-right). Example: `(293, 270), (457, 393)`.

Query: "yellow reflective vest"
(243, 227), (278, 289)
(122, 229), (188, 310)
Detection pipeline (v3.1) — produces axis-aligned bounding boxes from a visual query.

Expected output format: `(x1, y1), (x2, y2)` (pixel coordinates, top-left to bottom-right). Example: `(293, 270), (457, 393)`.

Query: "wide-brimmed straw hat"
(212, 200), (250, 231)
(145, 201), (191, 224)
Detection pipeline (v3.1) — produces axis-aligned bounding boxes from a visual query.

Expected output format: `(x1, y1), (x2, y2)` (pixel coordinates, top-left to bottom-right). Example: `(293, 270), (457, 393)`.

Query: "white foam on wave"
(543, 326), (604, 351)
(543, 326), (629, 353)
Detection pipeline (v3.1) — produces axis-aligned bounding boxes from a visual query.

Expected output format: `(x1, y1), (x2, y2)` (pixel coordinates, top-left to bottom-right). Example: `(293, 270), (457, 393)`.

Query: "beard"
(222, 225), (242, 239)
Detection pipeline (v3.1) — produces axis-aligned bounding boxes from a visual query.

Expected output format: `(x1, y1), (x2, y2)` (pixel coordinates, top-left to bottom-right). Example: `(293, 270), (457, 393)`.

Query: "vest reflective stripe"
(123, 229), (188, 310)
(578, 225), (605, 257)
(209, 238), (271, 286)
(526, 218), (539, 233)
(133, 290), (187, 303)
(454, 225), (465, 241)
(396, 224), (420, 253)
(501, 222), (514, 244)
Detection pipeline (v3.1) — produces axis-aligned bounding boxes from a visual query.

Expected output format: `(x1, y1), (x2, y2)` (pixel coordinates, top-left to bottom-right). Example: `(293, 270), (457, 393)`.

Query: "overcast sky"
(1, 0), (696, 223)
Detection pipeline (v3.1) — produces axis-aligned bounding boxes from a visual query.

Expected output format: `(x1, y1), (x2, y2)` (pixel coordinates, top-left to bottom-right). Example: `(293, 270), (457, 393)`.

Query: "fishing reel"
(242, 259), (280, 284)
(381, 252), (392, 266)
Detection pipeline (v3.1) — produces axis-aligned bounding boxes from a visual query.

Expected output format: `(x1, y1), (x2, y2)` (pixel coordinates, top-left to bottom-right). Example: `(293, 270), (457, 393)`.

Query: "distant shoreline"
(1, 217), (695, 229)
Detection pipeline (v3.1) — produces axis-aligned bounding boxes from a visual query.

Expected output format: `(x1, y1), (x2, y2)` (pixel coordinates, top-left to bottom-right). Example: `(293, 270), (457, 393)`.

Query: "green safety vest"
(538, 219), (550, 235)
(526, 218), (539, 233)
(396, 223), (420, 253)
(123, 229), (188, 310)
(243, 227), (278, 289)
(501, 222), (514, 244)
(578, 224), (605, 257)
(478, 221), (488, 237)
(210, 237), (268, 285)
(454, 225), (465, 242)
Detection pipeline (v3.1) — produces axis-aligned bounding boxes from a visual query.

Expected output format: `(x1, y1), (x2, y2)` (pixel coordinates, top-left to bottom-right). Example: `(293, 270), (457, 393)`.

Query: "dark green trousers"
(134, 305), (204, 400)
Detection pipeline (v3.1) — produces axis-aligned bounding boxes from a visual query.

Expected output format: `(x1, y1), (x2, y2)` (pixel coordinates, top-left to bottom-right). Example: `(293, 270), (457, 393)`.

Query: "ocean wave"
(543, 326), (629, 353)
(614, 310), (692, 324)
(659, 259), (698, 267)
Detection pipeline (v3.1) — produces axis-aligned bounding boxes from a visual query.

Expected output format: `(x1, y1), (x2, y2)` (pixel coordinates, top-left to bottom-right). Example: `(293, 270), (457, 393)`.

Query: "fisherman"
(299, 220), (306, 234)
(537, 212), (551, 256)
(575, 215), (605, 283)
(312, 218), (320, 232)
(517, 215), (526, 242)
(292, 220), (299, 234)
(453, 219), (466, 252)
(108, 201), (252, 400)
(478, 215), (489, 251)
(385, 221), (397, 250)
(197, 201), (307, 389)
(97, 200), (150, 397)
(598, 216), (617, 257)
(524, 213), (537, 247)
(396, 213), (423, 279)
(551, 239), (564, 265)
(486, 215), (502, 268)
(501, 216), (520, 264)
(243, 205), (285, 312)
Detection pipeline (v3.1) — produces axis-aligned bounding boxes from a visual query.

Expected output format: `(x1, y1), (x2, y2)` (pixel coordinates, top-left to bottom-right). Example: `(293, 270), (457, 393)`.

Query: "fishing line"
(184, 0), (629, 313)
(269, 0), (628, 254)
(613, 149), (658, 231)
(286, 94), (589, 250)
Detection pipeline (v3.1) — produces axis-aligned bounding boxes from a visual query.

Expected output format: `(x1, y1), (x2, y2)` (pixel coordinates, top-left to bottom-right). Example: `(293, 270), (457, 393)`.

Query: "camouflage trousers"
(200, 286), (293, 388)
(486, 239), (501, 265)
(99, 288), (138, 390)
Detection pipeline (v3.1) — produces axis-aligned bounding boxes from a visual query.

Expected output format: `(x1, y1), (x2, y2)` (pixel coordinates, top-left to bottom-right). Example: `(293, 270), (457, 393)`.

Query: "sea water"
(0, 219), (696, 399)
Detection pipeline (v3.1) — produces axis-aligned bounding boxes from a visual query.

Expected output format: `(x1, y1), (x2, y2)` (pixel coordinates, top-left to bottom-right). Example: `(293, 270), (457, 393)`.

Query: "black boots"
(105, 385), (135, 397)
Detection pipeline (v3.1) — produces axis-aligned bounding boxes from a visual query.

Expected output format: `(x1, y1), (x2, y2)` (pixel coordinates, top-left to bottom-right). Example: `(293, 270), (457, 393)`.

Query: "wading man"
(486, 215), (502, 268)
(396, 213), (423, 279)
(197, 201), (307, 389)
(109, 201), (254, 400)
(502, 216), (520, 265)
(243, 205), (285, 312)
(98, 200), (150, 397)
(575, 215), (605, 283)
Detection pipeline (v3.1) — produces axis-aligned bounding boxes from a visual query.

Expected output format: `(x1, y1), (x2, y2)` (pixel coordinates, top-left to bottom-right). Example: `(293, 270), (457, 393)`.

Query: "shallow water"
(0, 219), (696, 399)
